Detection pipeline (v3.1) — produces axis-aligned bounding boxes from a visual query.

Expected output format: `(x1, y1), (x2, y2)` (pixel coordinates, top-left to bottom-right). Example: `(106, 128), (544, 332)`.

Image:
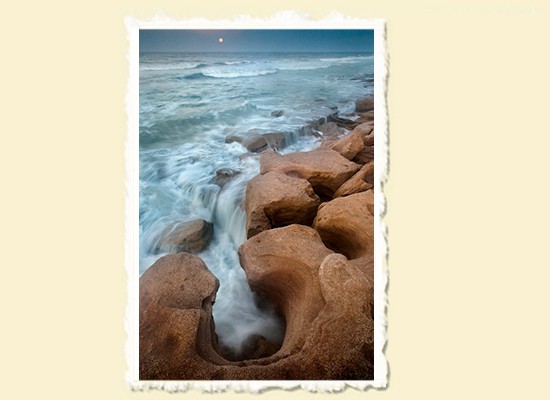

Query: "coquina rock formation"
(260, 149), (361, 198)
(139, 97), (376, 380)
(245, 172), (320, 238)
(154, 219), (213, 254)
(140, 228), (373, 380)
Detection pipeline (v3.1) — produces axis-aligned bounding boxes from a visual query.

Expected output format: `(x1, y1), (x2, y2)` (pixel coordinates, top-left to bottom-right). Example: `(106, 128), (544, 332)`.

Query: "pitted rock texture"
(330, 130), (365, 160)
(260, 149), (361, 198)
(313, 191), (374, 260)
(139, 231), (374, 380)
(245, 172), (320, 239)
(333, 161), (374, 198)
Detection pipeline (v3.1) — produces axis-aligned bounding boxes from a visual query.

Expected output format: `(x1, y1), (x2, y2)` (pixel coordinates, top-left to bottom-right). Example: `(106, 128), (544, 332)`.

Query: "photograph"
(133, 27), (381, 381)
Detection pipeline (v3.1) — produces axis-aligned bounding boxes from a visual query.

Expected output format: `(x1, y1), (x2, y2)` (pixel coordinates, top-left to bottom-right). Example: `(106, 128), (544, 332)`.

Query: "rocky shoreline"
(139, 96), (375, 380)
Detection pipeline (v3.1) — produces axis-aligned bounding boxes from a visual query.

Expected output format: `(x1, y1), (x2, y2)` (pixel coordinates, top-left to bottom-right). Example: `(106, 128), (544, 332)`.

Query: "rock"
(219, 333), (280, 361)
(210, 168), (240, 188)
(139, 253), (226, 379)
(155, 219), (213, 254)
(330, 130), (365, 160)
(351, 122), (374, 144)
(313, 191), (374, 259)
(239, 225), (334, 355)
(353, 145), (374, 165)
(327, 113), (356, 128)
(271, 110), (284, 117)
(363, 188), (375, 216)
(355, 97), (374, 112)
(140, 231), (374, 380)
(245, 172), (320, 238)
(349, 254), (375, 319)
(357, 110), (375, 124)
(260, 149), (361, 198)
(317, 121), (344, 137)
(240, 335), (280, 361)
(307, 253), (374, 377)
(364, 131), (374, 146)
(226, 131), (287, 153)
(333, 162), (374, 198)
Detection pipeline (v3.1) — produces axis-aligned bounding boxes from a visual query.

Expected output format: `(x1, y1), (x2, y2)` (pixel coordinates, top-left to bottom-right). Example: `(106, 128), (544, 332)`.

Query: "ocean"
(139, 51), (374, 354)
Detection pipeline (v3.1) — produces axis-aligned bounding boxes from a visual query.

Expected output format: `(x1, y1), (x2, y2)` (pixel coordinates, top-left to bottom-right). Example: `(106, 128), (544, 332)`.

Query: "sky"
(139, 29), (373, 53)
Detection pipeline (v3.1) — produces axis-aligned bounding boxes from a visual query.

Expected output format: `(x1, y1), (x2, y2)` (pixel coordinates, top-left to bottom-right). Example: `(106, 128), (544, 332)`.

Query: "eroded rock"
(333, 161), (374, 198)
(317, 121), (344, 137)
(239, 225), (334, 355)
(140, 231), (374, 380)
(330, 130), (365, 160)
(155, 219), (213, 254)
(356, 97), (374, 113)
(260, 149), (361, 198)
(245, 172), (320, 238)
(139, 253), (226, 379)
(210, 168), (240, 188)
(354, 145), (374, 165)
(313, 191), (374, 259)
(225, 131), (286, 153)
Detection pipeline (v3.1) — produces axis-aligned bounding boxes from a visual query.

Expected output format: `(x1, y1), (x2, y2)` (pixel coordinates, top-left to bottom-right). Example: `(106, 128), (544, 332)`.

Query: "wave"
(140, 62), (210, 71)
(319, 55), (373, 62)
(201, 69), (278, 78)
(223, 61), (251, 65)
(181, 72), (208, 80)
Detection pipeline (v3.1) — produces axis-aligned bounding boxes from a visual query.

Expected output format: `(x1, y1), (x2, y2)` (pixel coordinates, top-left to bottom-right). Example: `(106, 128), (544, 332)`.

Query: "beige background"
(1, 0), (549, 398)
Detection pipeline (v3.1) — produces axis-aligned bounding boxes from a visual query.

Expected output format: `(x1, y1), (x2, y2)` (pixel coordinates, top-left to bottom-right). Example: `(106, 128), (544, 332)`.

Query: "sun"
(218, 37), (223, 43)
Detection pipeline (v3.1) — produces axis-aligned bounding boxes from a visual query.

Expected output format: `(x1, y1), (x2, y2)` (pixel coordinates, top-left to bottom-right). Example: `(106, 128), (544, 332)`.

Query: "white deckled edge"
(124, 11), (389, 393)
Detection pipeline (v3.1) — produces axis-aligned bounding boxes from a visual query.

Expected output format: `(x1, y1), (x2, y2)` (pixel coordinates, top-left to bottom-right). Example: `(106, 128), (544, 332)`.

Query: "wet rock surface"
(139, 96), (377, 380)
(139, 230), (374, 380)
(225, 131), (287, 153)
(155, 219), (213, 254)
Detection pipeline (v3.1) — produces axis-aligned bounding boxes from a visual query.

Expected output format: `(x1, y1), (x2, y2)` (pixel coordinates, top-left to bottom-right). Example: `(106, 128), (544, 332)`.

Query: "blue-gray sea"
(139, 51), (374, 354)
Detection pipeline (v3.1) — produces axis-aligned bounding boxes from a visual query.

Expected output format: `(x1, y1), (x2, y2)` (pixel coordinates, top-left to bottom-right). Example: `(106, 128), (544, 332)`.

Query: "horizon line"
(139, 50), (374, 54)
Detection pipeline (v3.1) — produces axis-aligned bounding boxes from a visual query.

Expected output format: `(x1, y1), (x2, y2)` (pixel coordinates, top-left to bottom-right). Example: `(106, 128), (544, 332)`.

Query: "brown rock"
(306, 253), (374, 377)
(353, 145), (374, 165)
(239, 225), (334, 355)
(350, 122), (374, 146)
(260, 149), (361, 197)
(355, 97), (374, 113)
(357, 110), (375, 124)
(330, 130), (365, 160)
(317, 121), (344, 137)
(363, 188), (375, 216)
(364, 131), (374, 146)
(140, 232), (374, 380)
(245, 172), (320, 238)
(333, 162), (374, 198)
(313, 191), (374, 260)
(350, 254), (375, 319)
(155, 219), (213, 254)
(226, 132), (287, 153)
(210, 168), (240, 188)
(139, 253), (226, 379)
(352, 121), (374, 136)
(241, 335), (281, 360)
(327, 113), (356, 126)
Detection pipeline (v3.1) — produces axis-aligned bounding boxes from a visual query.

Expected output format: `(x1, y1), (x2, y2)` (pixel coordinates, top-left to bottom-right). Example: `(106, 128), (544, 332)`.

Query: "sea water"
(139, 52), (374, 354)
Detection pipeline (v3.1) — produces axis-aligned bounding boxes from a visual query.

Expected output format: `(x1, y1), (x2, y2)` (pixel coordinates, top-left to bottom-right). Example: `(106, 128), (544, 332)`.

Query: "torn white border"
(125, 11), (388, 393)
